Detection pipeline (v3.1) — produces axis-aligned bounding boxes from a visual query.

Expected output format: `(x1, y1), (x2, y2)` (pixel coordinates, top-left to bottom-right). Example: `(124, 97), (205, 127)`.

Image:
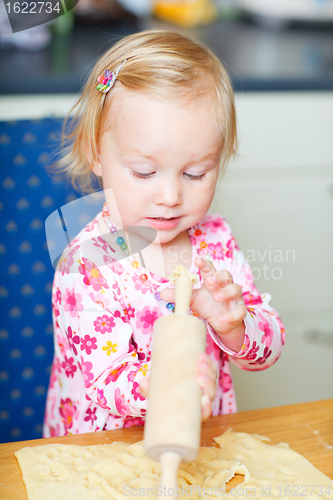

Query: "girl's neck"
(97, 213), (192, 280)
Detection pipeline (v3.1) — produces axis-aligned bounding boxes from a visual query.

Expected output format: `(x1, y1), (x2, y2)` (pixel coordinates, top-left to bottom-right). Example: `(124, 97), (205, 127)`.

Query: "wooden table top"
(1, 399), (333, 499)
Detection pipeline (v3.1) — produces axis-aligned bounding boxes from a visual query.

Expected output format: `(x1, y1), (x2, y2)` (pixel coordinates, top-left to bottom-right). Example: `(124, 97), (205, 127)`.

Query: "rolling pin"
(144, 266), (207, 496)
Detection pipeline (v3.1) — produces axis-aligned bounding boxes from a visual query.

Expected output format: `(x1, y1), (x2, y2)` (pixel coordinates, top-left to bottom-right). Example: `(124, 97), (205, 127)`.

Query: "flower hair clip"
(96, 59), (127, 94)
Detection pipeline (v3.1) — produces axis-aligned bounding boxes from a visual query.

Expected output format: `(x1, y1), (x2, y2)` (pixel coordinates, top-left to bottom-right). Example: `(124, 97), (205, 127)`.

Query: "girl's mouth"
(146, 217), (181, 229)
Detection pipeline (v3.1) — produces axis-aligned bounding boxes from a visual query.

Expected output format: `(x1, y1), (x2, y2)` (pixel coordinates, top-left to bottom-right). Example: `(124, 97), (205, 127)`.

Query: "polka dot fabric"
(0, 118), (102, 443)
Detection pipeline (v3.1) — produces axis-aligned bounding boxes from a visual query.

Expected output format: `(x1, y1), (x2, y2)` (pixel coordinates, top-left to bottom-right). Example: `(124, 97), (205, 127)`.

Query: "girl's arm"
(55, 253), (149, 419)
(204, 218), (285, 371)
(160, 215), (285, 371)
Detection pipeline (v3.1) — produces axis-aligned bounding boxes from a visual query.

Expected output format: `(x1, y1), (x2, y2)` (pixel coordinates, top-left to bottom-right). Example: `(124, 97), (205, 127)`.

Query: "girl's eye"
(185, 172), (206, 181)
(131, 170), (206, 180)
(131, 170), (154, 179)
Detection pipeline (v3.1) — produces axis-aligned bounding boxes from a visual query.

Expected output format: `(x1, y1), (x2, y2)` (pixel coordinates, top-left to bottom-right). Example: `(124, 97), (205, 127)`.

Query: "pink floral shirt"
(43, 213), (285, 437)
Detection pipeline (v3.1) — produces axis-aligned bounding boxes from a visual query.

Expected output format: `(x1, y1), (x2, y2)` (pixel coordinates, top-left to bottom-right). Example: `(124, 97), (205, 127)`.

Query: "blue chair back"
(0, 118), (102, 443)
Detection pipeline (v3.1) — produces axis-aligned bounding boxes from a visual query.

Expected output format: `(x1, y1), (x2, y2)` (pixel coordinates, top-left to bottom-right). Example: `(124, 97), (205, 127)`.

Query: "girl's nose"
(154, 177), (182, 207)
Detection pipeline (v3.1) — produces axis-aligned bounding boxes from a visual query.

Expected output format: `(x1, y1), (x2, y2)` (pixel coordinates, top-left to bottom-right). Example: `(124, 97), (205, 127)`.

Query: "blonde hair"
(56, 29), (237, 193)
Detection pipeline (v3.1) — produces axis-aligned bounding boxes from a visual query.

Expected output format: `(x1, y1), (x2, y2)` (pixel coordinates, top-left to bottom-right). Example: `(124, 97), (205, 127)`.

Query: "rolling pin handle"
(174, 276), (193, 315)
(160, 451), (181, 499)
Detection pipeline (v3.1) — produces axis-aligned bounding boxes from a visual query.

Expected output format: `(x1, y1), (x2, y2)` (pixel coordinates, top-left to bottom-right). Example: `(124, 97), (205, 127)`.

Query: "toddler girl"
(44, 29), (285, 437)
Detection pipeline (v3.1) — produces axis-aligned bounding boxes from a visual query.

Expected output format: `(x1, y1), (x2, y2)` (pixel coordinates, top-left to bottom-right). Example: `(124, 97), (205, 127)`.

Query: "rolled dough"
(15, 429), (333, 499)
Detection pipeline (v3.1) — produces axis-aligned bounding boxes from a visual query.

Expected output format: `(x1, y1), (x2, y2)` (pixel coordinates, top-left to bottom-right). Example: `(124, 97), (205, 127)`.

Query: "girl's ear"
(87, 146), (103, 177)
(91, 156), (102, 177)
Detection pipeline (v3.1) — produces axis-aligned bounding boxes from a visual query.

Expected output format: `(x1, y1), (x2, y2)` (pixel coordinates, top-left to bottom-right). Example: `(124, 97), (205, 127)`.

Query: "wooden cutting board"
(1, 399), (332, 499)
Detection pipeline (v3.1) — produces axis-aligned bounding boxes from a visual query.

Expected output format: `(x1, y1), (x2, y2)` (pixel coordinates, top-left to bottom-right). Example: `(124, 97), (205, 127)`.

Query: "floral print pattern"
(257, 312), (274, 348)
(79, 359), (94, 388)
(78, 257), (109, 292)
(59, 398), (76, 434)
(63, 288), (84, 318)
(58, 246), (79, 276)
(207, 241), (224, 260)
(84, 407), (98, 424)
(93, 315), (115, 334)
(105, 363), (128, 385)
(44, 213), (284, 437)
(81, 335), (98, 355)
(66, 326), (80, 356)
(135, 306), (162, 335)
(97, 388), (110, 410)
(102, 341), (118, 356)
(62, 356), (77, 378)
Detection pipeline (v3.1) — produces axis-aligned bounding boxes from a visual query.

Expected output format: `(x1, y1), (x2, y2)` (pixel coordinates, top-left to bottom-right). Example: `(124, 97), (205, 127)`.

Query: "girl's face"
(92, 88), (222, 247)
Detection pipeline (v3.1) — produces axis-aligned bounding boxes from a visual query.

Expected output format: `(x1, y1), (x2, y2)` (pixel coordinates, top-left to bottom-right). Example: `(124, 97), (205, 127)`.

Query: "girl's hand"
(160, 258), (247, 353)
(139, 352), (218, 421)
(197, 352), (218, 421)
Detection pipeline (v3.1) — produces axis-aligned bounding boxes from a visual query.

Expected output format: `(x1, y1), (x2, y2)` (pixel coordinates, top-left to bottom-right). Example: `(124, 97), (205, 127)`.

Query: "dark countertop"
(1, 15), (333, 94)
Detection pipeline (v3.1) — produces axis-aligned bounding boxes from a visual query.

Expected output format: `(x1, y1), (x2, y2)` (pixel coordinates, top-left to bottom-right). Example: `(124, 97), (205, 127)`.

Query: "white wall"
(0, 95), (78, 121)
(211, 92), (333, 410)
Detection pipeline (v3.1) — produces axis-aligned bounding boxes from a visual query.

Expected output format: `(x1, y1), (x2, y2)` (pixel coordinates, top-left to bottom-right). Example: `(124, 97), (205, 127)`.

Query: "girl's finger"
(215, 270), (233, 288)
(220, 304), (248, 326)
(201, 394), (212, 422)
(197, 351), (211, 366)
(139, 378), (149, 398)
(214, 283), (243, 302)
(204, 270), (233, 294)
(197, 374), (216, 401)
(159, 287), (175, 303)
(197, 353), (216, 380)
(160, 286), (200, 309)
(194, 257), (216, 279)
(197, 354), (218, 401)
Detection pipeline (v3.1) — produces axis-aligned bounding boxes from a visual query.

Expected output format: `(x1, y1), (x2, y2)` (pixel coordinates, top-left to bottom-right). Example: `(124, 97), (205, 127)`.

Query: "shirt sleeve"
(205, 218), (285, 371)
(55, 247), (149, 419)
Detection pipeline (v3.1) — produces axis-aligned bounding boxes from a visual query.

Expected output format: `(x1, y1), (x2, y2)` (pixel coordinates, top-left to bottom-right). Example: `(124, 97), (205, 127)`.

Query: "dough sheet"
(15, 429), (333, 499)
